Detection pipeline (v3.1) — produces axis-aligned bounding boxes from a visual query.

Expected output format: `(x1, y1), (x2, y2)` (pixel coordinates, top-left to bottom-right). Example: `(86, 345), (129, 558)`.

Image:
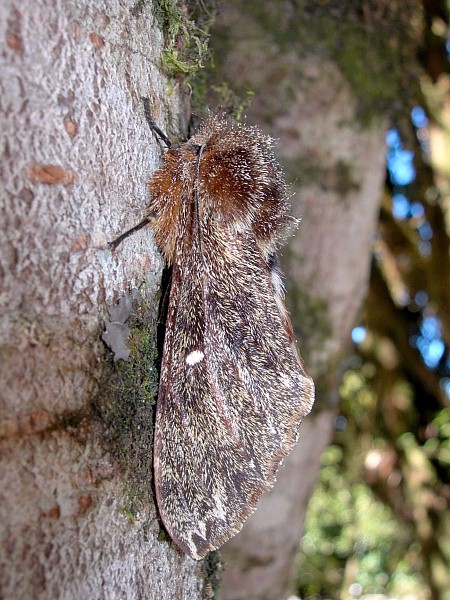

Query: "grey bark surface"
(209, 4), (388, 599)
(0, 1), (204, 598)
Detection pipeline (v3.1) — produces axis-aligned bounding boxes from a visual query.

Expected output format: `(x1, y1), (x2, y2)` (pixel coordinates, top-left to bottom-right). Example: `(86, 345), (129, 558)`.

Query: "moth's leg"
(109, 216), (153, 251)
(109, 98), (169, 251)
(141, 97), (172, 149)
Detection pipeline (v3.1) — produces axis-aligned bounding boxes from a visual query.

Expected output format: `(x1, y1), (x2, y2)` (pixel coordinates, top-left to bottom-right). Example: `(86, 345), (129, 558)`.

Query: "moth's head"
(186, 113), (233, 150)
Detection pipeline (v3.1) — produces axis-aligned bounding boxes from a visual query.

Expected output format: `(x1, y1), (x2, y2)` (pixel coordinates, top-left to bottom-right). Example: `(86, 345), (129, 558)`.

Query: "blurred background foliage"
(296, 1), (450, 599)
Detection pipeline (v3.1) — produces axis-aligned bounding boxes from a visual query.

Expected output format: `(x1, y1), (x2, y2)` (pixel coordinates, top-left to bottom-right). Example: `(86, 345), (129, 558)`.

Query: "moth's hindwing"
(153, 222), (314, 560)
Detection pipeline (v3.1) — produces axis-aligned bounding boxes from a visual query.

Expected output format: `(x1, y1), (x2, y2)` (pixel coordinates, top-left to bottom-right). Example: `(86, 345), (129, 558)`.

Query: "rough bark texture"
(208, 3), (389, 599)
(0, 1), (205, 598)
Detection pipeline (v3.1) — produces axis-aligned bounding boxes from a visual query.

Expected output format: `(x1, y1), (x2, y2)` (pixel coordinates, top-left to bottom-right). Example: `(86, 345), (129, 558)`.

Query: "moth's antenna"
(194, 144), (208, 270)
(141, 97), (172, 149)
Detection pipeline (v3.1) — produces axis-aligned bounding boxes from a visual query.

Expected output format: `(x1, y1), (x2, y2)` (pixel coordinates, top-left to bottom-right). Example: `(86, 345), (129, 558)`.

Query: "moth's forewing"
(153, 223), (314, 559)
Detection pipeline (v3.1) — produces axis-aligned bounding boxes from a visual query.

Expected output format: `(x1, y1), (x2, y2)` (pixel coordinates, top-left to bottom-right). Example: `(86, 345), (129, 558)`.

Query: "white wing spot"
(186, 350), (204, 366)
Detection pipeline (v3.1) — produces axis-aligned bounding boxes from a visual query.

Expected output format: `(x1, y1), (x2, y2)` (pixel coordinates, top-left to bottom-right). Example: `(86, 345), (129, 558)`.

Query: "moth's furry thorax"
(148, 115), (293, 264)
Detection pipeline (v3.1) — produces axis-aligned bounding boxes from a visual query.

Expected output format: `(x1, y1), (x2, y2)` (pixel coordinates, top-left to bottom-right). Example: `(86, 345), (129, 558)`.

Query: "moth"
(111, 99), (315, 560)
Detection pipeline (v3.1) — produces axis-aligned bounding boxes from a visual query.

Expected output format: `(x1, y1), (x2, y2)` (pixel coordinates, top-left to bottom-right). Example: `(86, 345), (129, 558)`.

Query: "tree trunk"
(0, 1), (206, 598)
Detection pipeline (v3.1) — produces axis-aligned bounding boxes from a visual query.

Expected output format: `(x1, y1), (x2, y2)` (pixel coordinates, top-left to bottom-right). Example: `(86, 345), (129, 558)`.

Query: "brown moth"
(113, 101), (315, 560)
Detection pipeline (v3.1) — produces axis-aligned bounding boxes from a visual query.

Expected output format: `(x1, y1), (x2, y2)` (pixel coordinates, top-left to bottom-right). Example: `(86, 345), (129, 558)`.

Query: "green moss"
(53, 409), (91, 431)
(119, 505), (138, 523)
(94, 291), (159, 517)
(284, 275), (335, 411)
(153, 0), (214, 81)
(161, 48), (203, 77)
(301, 3), (420, 125)
(286, 277), (332, 367)
(209, 0), (420, 126)
(334, 159), (360, 196)
(283, 156), (360, 197)
(202, 551), (223, 600)
(157, 529), (169, 542)
(324, 23), (417, 125)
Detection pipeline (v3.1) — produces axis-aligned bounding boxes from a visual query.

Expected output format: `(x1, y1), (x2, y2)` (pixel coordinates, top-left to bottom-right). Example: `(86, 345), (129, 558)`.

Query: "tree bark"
(0, 1), (205, 598)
